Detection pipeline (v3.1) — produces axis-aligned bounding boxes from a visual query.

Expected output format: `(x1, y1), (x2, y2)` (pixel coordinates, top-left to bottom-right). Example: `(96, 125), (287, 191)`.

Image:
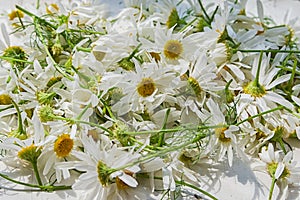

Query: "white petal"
(1, 23), (10, 47)
(266, 74), (290, 90)
(256, 0), (264, 22)
(283, 151), (293, 163)
(275, 162), (284, 179)
(268, 143), (275, 161)
(265, 92), (294, 110)
(119, 173), (138, 187)
(226, 64), (245, 80)
(291, 95), (300, 107)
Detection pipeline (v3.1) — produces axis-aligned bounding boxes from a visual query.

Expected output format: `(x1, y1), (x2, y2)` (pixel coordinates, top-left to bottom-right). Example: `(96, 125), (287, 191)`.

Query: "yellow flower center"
(8, 10), (24, 20)
(18, 144), (42, 163)
(137, 77), (156, 97)
(163, 40), (183, 60)
(215, 127), (231, 143)
(54, 134), (74, 158)
(187, 77), (202, 98)
(267, 162), (290, 179)
(243, 81), (266, 97)
(0, 94), (12, 105)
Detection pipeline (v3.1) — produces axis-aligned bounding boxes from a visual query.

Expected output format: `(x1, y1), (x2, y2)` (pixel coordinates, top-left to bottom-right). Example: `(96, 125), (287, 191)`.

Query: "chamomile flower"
(56, 134), (141, 199)
(38, 124), (81, 183)
(140, 23), (217, 64)
(254, 143), (300, 199)
(204, 98), (247, 166)
(110, 61), (177, 116)
(236, 53), (294, 121)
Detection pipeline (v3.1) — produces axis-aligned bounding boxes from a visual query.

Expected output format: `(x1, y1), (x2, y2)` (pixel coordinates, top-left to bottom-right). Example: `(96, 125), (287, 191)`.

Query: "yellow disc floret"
(137, 77), (156, 97)
(54, 134), (74, 158)
(163, 40), (183, 60)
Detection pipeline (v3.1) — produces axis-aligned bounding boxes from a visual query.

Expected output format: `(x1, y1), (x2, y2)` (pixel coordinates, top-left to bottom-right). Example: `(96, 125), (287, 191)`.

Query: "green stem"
(0, 172), (40, 188)
(238, 49), (300, 54)
(75, 119), (113, 135)
(0, 56), (33, 64)
(124, 124), (227, 136)
(236, 106), (283, 126)
(197, 0), (211, 23)
(99, 98), (116, 120)
(278, 139), (287, 154)
(268, 176), (277, 200)
(75, 103), (91, 120)
(179, 17), (197, 32)
(16, 5), (56, 29)
(32, 161), (43, 186)
(277, 66), (300, 76)
(175, 180), (218, 200)
(209, 5), (219, 24)
(51, 114), (113, 135)
(0, 172), (72, 192)
(11, 100), (26, 136)
(76, 46), (92, 52)
(254, 51), (263, 87)
(158, 108), (170, 147)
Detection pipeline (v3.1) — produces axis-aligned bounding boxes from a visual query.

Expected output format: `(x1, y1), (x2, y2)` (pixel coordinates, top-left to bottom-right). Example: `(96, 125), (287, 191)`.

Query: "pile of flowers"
(0, 0), (300, 199)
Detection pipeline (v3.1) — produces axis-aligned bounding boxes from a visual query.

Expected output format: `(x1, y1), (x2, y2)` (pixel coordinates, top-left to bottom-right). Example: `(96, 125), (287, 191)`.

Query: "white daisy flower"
(236, 53), (294, 121)
(56, 134), (141, 199)
(204, 98), (247, 166)
(254, 143), (300, 200)
(110, 61), (177, 116)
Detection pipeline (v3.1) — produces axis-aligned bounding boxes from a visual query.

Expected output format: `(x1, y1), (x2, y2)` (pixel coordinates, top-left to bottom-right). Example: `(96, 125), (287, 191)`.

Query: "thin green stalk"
(16, 5), (56, 29)
(236, 106), (283, 126)
(287, 59), (297, 92)
(32, 161), (43, 186)
(254, 51), (264, 86)
(158, 108), (171, 147)
(277, 66), (300, 76)
(51, 114), (113, 135)
(0, 172), (72, 192)
(179, 17), (197, 32)
(75, 103), (91, 120)
(175, 180), (218, 200)
(197, 0), (211, 23)
(209, 5), (219, 24)
(0, 56), (33, 64)
(76, 47), (92, 52)
(0, 172), (40, 188)
(278, 139), (287, 154)
(268, 176), (277, 200)
(238, 49), (300, 54)
(11, 100), (26, 136)
(99, 98), (116, 120)
(124, 124), (227, 136)
(74, 119), (113, 135)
